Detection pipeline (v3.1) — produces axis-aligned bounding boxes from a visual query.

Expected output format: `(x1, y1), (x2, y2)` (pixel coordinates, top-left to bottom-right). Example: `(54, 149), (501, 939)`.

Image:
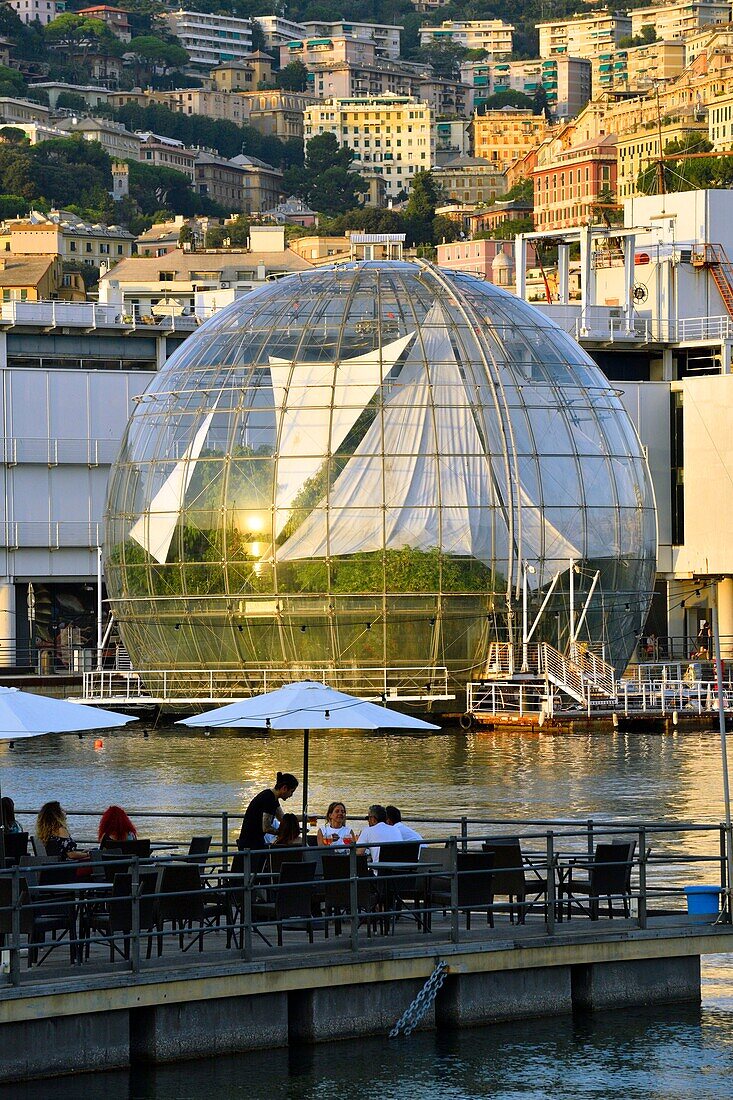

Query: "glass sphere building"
(104, 262), (657, 699)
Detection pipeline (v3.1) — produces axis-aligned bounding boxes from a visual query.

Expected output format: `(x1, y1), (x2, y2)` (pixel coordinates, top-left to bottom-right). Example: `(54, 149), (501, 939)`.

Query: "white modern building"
(255, 15), (308, 51)
(630, 0), (730, 40)
(537, 11), (632, 60)
(419, 19), (513, 56)
(165, 9), (254, 68)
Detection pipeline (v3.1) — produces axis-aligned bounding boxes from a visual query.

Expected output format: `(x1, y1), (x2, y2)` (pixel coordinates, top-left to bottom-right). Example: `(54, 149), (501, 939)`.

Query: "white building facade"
(165, 9), (254, 68)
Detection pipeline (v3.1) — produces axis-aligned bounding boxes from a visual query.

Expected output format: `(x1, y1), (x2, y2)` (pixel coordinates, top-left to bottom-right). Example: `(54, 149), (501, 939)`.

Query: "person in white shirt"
(356, 804), (402, 863)
(386, 805), (423, 843)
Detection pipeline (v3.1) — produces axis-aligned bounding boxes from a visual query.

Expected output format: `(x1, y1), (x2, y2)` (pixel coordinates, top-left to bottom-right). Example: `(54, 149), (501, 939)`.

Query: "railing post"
(131, 857), (141, 973)
(460, 816), (468, 853)
(349, 843), (359, 952)
(10, 866), (20, 986)
(242, 849), (253, 961)
(720, 825), (728, 920)
(637, 828), (647, 929)
(546, 831), (556, 934)
(449, 836), (459, 944)
(221, 812), (229, 867)
(586, 819), (594, 858)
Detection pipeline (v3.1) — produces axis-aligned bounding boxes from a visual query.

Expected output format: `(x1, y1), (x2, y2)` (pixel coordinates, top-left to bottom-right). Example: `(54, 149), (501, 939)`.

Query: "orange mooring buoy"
(94, 738), (104, 750)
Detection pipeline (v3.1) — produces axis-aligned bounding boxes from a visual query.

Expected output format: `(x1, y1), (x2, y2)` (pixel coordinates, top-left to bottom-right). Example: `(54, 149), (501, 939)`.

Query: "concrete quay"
(0, 917), (728, 1084)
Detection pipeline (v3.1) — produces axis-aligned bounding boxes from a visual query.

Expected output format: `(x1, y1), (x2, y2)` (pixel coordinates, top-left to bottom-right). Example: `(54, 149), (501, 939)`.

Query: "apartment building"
(165, 9), (254, 68)
(435, 118), (471, 163)
(462, 56), (591, 119)
(307, 60), (414, 101)
(138, 133), (197, 181)
(280, 35), (378, 70)
(533, 135), (617, 230)
(592, 40), (686, 96)
(302, 22), (402, 60)
(419, 20), (514, 56)
(255, 15), (308, 52)
(0, 98), (52, 125)
(474, 108), (552, 171)
(432, 156), (505, 206)
(709, 91), (733, 148)
(538, 12), (631, 60)
(304, 96), (432, 200)
(616, 117), (710, 199)
(7, 0), (60, 25)
(630, 1), (730, 41)
(0, 210), (134, 267)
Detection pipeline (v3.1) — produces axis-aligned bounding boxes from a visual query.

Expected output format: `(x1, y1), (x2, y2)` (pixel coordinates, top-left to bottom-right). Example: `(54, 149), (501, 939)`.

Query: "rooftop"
(104, 247), (314, 281)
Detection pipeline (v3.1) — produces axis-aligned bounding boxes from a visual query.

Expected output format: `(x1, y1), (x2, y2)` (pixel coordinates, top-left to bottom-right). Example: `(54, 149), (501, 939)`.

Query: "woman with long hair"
(98, 805), (137, 846)
(1, 796), (21, 834)
(271, 813), (301, 847)
(36, 801), (89, 861)
(317, 801), (355, 850)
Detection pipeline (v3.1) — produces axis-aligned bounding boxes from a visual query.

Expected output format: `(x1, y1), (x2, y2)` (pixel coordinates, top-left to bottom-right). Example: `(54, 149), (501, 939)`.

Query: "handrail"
(540, 641), (586, 704)
(570, 642), (616, 698)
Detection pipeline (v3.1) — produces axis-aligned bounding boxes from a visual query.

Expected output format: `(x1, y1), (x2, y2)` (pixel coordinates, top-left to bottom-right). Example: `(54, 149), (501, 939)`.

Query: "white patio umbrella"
(178, 680), (440, 839)
(0, 686), (138, 864)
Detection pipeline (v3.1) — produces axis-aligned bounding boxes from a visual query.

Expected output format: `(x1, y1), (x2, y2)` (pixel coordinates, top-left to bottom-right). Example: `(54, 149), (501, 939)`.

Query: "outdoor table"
(31, 880), (113, 964)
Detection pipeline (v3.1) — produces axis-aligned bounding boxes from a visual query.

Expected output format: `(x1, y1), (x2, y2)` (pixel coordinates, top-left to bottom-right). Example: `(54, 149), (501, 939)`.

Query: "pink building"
(437, 238), (536, 284)
(533, 135), (617, 231)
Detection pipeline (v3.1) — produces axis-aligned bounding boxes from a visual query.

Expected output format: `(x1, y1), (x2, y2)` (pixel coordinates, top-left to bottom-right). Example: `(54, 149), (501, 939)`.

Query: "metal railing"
(0, 437), (121, 466)
(539, 641), (586, 704)
(570, 642), (616, 698)
(0, 300), (215, 331)
(1, 813), (730, 988)
(81, 665), (453, 704)
(0, 520), (102, 549)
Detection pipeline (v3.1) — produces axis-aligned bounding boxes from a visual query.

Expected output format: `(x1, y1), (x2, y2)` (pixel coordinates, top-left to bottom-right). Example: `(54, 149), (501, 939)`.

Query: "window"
(159, 271), (174, 282)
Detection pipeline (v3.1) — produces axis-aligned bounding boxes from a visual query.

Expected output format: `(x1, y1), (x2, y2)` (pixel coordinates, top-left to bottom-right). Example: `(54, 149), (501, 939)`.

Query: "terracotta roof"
(0, 254), (55, 287)
(104, 248), (313, 281)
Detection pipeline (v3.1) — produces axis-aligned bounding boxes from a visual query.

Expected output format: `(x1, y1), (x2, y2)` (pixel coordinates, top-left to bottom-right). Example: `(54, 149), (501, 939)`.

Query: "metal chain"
(389, 960), (448, 1038)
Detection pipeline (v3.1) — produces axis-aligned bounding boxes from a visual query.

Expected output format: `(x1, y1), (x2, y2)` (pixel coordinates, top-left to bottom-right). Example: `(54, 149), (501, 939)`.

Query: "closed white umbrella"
(0, 686), (138, 864)
(178, 680), (440, 839)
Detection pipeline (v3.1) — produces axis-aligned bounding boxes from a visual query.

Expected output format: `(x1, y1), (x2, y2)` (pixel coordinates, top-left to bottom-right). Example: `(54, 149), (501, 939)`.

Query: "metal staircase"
(691, 243), (733, 319)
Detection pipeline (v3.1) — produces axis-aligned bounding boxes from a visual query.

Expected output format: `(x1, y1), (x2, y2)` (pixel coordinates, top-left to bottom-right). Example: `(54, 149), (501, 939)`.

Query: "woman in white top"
(317, 801), (356, 850)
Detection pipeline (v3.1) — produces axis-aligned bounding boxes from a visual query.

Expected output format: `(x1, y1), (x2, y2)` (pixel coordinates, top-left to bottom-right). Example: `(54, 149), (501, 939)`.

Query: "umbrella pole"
(302, 728), (309, 844)
(0, 770), (5, 867)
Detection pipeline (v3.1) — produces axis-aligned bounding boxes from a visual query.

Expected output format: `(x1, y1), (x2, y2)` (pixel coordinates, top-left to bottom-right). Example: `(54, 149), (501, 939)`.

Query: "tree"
(532, 84), (552, 123)
(44, 14), (124, 62)
(0, 127), (28, 145)
(125, 35), (189, 88)
(405, 169), (438, 244)
(283, 133), (367, 214)
(415, 40), (467, 80)
(277, 60), (309, 92)
(248, 18), (266, 52)
(635, 133), (732, 194)
(477, 90), (534, 112)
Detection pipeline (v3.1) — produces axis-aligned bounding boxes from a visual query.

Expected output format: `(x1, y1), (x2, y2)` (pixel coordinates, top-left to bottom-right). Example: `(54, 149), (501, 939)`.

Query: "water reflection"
(5, 1000), (733, 1100)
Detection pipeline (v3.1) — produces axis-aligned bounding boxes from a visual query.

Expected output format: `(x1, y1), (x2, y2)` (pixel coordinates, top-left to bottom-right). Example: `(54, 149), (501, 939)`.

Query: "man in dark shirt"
(238, 771), (298, 851)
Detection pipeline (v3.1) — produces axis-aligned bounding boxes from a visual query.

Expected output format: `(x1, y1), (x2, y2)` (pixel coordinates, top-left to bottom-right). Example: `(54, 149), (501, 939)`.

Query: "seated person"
(1, 796), (21, 835)
(317, 801), (356, 849)
(271, 813), (302, 847)
(36, 801), (89, 862)
(356, 804), (402, 863)
(98, 805), (138, 846)
(385, 805), (423, 842)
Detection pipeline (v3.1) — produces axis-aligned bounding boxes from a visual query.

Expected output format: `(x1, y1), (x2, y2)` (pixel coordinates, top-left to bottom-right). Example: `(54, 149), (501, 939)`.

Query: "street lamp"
(522, 561), (537, 672)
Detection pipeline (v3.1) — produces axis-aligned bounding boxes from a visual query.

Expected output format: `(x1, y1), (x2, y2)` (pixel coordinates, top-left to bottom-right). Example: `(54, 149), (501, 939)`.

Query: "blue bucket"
(684, 885), (720, 921)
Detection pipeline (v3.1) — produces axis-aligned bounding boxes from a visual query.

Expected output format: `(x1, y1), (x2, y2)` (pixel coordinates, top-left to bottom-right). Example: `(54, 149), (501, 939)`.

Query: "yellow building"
(210, 53), (274, 92)
(0, 210), (134, 268)
(0, 255), (85, 302)
(473, 108), (551, 172)
(304, 95), (433, 200)
(616, 119), (709, 199)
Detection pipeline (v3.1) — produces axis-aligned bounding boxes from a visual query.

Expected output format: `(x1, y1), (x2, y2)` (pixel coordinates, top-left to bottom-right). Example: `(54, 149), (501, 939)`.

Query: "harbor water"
(1, 724), (733, 1096)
